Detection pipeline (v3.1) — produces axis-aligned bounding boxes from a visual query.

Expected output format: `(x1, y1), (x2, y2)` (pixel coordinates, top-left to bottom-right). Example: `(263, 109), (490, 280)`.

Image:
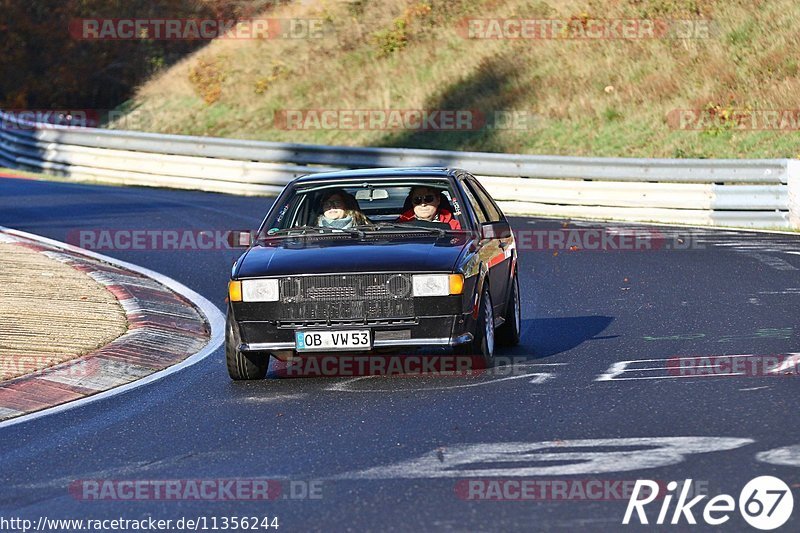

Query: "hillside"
(110, 0), (800, 159)
(0, 1), (249, 110)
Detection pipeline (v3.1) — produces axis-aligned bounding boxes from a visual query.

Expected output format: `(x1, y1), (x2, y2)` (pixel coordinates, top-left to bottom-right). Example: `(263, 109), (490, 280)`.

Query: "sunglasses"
(323, 199), (345, 209)
(412, 194), (437, 206)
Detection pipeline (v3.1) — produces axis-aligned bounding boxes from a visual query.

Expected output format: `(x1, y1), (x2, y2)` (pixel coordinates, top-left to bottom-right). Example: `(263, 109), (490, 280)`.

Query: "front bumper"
(240, 332), (473, 352)
(234, 313), (474, 353)
(230, 285), (479, 353)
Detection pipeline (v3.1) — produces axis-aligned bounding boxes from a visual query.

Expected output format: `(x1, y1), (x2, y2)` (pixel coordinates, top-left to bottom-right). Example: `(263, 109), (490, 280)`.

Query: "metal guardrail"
(1, 111), (798, 228)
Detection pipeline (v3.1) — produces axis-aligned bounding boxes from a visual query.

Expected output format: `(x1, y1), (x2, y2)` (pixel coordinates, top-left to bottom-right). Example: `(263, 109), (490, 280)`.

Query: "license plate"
(295, 330), (371, 352)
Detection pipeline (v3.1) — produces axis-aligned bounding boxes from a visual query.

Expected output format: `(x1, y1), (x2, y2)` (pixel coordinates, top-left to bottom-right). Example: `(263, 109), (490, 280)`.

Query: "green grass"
(107, 0), (800, 159)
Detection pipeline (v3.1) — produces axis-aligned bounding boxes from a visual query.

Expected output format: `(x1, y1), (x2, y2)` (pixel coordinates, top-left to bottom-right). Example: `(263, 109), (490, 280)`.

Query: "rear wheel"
(457, 285), (495, 368)
(497, 272), (521, 346)
(226, 313), (268, 380)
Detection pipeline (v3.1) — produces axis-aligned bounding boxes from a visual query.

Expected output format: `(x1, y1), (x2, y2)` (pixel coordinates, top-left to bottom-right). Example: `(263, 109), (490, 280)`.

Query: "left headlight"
(412, 274), (463, 296)
(241, 279), (280, 302)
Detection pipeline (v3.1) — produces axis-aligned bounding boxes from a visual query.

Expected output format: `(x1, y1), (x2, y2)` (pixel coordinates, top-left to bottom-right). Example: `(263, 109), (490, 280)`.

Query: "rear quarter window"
(466, 180), (503, 223)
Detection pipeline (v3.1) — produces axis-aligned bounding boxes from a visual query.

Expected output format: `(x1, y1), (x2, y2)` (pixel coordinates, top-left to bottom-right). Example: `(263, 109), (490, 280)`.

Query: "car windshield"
(259, 178), (468, 237)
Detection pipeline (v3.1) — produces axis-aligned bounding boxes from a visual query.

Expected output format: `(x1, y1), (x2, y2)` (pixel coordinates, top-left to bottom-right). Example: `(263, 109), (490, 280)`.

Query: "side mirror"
(481, 220), (512, 240)
(228, 230), (253, 248)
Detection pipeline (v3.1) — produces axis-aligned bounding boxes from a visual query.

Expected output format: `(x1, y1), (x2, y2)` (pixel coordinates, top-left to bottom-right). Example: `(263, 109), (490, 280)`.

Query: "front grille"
(277, 318), (417, 329)
(306, 286), (357, 300)
(279, 274), (414, 321)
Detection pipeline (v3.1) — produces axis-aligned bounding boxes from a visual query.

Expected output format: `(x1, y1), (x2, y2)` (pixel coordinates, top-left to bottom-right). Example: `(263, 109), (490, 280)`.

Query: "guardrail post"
(789, 159), (800, 230)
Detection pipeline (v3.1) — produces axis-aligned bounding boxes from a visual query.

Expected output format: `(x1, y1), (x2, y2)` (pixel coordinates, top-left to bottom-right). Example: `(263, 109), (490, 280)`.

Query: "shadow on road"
(509, 315), (616, 359)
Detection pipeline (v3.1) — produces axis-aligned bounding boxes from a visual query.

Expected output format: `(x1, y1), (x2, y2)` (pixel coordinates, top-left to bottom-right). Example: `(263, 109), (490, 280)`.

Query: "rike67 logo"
(624, 476), (794, 530)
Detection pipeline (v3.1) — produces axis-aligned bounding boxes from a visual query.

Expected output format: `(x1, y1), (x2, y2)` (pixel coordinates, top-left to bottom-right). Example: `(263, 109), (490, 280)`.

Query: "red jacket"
(396, 207), (461, 230)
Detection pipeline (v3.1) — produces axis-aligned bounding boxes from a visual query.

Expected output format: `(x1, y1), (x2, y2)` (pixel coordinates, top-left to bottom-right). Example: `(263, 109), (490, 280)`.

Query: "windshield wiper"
(372, 222), (447, 237)
(263, 226), (366, 238)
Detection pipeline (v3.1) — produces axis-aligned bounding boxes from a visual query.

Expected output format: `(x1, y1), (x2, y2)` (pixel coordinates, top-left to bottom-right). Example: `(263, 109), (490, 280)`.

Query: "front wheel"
(226, 314), (268, 380)
(456, 285), (495, 368)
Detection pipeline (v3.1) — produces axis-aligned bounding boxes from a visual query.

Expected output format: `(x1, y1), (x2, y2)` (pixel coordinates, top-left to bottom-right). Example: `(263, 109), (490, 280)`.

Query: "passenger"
(396, 186), (461, 230)
(317, 189), (369, 229)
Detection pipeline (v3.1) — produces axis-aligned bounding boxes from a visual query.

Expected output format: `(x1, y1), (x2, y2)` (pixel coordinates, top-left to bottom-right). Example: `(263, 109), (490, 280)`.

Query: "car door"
(460, 178), (509, 319)
(469, 177), (514, 315)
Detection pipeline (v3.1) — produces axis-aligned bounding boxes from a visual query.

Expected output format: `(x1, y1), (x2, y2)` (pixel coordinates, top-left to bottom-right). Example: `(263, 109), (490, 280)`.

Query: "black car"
(226, 167), (520, 380)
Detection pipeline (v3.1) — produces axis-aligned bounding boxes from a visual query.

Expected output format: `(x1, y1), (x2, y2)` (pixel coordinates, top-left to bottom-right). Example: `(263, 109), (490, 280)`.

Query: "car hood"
(236, 234), (470, 277)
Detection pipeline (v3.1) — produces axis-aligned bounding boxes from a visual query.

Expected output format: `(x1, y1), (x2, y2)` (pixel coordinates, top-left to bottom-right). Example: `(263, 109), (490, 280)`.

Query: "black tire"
(457, 285), (495, 368)
(497, 272), (521, 347)
(226, 314), (268, 380)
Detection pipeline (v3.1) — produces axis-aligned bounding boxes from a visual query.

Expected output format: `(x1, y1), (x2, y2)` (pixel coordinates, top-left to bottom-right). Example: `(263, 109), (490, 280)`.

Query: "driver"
(396, 186), (461, 230)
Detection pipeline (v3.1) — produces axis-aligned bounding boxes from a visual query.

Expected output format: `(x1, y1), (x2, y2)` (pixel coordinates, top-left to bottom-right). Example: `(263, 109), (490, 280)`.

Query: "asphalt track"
(0, 177), (798, 532)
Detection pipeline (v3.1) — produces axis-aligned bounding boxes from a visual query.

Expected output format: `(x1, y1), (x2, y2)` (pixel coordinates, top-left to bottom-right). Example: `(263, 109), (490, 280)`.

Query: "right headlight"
(412, 274), (464, 296)
(241, 279), (280, 302)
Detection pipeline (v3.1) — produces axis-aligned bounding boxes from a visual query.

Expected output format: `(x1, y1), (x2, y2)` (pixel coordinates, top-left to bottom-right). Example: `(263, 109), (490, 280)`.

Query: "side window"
(460, 182), (488, 224)
(467, 180), (503, 222)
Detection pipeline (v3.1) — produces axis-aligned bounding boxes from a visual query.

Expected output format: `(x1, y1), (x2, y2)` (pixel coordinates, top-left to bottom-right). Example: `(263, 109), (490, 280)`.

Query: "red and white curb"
(0, 226), (224, 429)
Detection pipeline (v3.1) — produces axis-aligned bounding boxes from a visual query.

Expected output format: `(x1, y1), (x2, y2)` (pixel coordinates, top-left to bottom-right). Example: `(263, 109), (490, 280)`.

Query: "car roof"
(292, 167), (461, 183)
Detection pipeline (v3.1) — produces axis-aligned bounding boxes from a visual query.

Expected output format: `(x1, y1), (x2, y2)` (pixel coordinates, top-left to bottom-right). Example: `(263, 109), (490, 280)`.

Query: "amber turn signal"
(228, 280), (243, 302)
(449, 274), (464, 295)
